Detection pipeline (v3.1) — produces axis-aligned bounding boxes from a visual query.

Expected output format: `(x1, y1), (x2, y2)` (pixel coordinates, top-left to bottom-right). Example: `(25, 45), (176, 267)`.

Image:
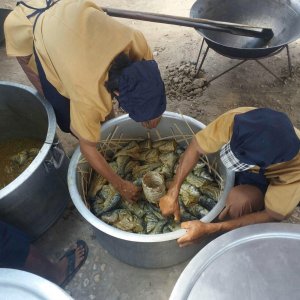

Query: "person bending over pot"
(4, 0), (166, 202)
(159, 107), (300, 247)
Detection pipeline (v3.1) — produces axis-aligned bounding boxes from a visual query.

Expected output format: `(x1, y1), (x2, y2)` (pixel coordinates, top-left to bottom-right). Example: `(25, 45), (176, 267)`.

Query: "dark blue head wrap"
(118, 60), (166, 122)
(230, 108), (300, 169)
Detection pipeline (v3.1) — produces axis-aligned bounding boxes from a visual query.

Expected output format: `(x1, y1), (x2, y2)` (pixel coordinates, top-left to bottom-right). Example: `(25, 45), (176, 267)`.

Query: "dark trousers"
(0, 221), (30, 268)
(34, 47), (71, 133)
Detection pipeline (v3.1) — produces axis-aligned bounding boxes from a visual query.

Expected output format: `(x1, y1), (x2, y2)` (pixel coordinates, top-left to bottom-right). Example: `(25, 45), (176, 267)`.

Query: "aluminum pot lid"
(170, 223), (300, 300)
(0, 269), (73, 300)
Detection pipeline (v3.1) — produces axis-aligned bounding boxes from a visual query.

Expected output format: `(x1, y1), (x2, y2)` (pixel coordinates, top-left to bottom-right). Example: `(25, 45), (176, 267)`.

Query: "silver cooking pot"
(68, 112), (235, 268)
(170, 223), (300, 300)
(0, 81), (69, 240)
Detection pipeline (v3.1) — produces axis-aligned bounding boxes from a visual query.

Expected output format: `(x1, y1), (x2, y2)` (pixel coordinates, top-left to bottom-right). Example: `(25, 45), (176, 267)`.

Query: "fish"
(152, 140), (169, 149)
(101, 209), (144, 233)
(87, 138), (222, 235)
(163, 222), (179, 233)
(114, 141), (140, 158)
(143, 202), (165, 220)
(199, 195), (217, 211)
(186, 173), (208, 188)
(179, 183), (200, 206)
(138, 149), (160, 163)
(152, 139), (177, 153)
(187, 203), (209, 219)
(91, 184), (121, 216)
(178, 197), (198, 222)
(132, 162), (162, 179)
(159, 152), (178, 170)
(192, 162), (206, 177)
(120, 200), (146, 218)
(116, 155), (130, 176)
(162, 225), (173, 233)
(144, 212), (159, 233)
(151, 219), (169, 234)
(201, 183), (221, 201)
(124, 160), (140, 176)
(156, 165), (173, 179)
(88, 173), (107, 197)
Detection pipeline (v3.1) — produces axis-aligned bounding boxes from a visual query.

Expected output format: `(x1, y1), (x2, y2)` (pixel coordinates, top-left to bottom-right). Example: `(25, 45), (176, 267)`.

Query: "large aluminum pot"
(68, 112), (235, 268)
(0, 269), (73, 300)
(170, 223), (300, 300)
(0, 81), (69, 240)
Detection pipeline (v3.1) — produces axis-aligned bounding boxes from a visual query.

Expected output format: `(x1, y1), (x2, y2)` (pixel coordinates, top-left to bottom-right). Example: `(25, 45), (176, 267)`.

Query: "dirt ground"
(2, 0), (300, 127)
(1, 0), (300, 299)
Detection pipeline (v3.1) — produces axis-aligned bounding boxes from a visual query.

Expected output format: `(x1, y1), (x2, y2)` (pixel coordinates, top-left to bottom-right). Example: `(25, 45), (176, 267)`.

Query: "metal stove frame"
(194, 39), (292, 84)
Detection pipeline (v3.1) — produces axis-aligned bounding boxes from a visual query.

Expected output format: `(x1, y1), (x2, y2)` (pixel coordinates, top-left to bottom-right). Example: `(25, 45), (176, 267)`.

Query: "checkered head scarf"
(220, 108), (300, 173)
(220, 142), (255, 172)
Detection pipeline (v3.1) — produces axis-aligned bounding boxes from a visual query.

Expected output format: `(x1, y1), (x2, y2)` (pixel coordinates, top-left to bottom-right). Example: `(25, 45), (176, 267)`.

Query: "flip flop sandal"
(60, 240), (89, 288)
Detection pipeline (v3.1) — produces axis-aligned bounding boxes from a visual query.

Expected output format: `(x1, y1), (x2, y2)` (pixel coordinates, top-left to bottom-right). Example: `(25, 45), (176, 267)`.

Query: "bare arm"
(17, 55), (44, 95)
(159, 137), (206, 220)
(79, 139), (140, 201)
(178, 210), (276, 247)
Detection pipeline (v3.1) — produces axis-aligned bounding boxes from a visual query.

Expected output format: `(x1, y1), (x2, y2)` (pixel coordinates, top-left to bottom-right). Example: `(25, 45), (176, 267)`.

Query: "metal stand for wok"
(194, 39), (292, 84)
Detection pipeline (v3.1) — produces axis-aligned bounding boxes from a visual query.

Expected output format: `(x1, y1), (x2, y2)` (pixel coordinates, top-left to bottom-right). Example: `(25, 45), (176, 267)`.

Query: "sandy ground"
(1, 0), (300, 299)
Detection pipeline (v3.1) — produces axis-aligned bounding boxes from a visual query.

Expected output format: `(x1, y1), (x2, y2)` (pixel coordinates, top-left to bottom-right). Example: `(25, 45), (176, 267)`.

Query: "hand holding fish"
(159, 191), (181, 222)
(119, 180), (141, 202)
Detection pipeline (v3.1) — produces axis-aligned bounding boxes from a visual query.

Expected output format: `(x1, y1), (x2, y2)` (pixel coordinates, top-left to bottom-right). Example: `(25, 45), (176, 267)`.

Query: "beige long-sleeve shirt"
(5, 0), (153, 143)
(195, 107), (300, 220)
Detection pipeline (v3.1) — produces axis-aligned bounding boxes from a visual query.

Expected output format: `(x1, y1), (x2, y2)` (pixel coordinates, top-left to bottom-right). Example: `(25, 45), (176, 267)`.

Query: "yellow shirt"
(195, 107), (300, 220)
(4, 0), (153, 143)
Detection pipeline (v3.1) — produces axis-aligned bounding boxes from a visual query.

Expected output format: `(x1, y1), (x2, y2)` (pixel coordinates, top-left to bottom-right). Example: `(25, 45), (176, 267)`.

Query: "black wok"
(190, 0), (300, 59)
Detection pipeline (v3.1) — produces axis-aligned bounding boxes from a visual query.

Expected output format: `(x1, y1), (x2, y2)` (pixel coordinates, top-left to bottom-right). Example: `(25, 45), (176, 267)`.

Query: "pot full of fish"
(0, 81), (69, 240)
(68, 112), (235, 268)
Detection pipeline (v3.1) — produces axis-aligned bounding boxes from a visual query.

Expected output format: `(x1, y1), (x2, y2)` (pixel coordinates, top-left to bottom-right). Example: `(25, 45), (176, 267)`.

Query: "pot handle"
(44, 142), (65, 171)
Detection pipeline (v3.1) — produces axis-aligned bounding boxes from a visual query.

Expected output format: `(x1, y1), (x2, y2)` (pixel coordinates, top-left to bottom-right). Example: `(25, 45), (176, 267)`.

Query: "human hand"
(159, 194), (181, 222)
(177, 221), (208, 247)
(119, 180), (141, 202)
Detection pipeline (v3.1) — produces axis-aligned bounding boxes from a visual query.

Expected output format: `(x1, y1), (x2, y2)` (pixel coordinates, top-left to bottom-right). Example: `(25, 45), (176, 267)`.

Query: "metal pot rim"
(68, 112), (235, 243)
(0, 81), (56, 198)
